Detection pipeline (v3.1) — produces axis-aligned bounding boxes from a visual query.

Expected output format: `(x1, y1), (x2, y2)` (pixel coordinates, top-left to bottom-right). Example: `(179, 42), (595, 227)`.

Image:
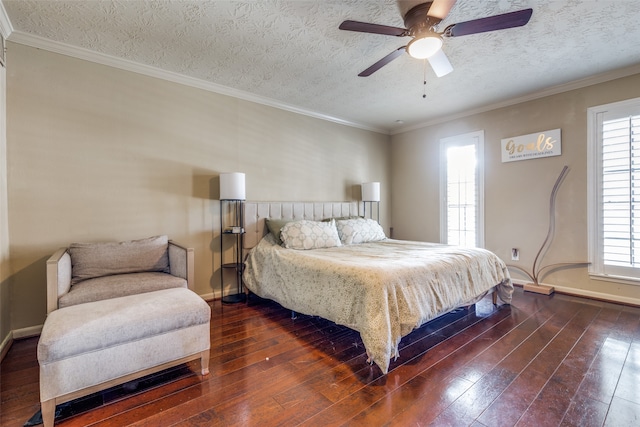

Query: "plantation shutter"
(597, 107), (640, 278)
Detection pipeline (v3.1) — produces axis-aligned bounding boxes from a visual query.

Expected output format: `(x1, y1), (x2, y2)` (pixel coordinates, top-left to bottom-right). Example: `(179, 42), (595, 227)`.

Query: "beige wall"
(4, 42), (390, 332)
(391, 73), (640, 304)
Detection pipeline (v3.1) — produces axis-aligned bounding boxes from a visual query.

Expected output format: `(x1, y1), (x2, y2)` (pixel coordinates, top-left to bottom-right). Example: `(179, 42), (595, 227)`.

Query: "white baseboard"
(552, 285), (640, 307)
(1, 325), (44, 363)
(515, 282), (640, 306)
(0, 331), (12, 363)
(200, 291), (216, 301)
(202, 288), (229, 302)
(13, 324), (43, 339)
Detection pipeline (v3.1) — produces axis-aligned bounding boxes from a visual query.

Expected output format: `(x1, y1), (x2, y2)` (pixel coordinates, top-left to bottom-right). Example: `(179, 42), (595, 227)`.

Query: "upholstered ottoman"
(37, 287), (210, 427)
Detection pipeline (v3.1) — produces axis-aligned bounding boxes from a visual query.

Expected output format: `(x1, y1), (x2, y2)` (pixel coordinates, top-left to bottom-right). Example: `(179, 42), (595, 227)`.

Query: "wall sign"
(501, 129), (561, 163)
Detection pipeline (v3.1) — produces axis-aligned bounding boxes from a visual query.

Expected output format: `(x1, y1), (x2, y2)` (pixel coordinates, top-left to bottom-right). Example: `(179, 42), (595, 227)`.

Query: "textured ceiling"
(3, 0), (640, 133)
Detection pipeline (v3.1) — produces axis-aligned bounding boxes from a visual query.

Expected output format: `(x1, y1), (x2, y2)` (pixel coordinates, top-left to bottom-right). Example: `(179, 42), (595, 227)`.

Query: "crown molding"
(0, 1), (13, 38)
(393, 63), (640, 135)
(6, 30), (387, 135)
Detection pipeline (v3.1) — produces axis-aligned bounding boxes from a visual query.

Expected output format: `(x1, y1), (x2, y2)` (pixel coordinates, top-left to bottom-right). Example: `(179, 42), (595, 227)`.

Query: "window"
(588, 97), (640, 284)
(440, 131), (484, 247)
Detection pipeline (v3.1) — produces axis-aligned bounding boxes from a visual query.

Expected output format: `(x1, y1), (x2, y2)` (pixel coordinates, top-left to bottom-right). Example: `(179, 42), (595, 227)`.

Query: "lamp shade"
(427, 48), (453, 77)
(220, 172), (246, 200)
(362, 182), (381, 202)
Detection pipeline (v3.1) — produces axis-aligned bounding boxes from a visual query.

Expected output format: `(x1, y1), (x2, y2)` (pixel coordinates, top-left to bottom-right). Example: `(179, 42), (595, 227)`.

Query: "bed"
(242, 202), (513, 374)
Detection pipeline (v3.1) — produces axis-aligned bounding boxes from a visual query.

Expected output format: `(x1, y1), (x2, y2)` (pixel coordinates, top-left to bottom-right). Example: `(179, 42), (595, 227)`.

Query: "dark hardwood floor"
(2, 287), (640, 426)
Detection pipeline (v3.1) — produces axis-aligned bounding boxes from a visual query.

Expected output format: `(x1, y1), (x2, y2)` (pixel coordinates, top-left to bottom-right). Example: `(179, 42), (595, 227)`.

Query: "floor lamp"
(219, 172), (246, 304)
(362, 182), (380, 223)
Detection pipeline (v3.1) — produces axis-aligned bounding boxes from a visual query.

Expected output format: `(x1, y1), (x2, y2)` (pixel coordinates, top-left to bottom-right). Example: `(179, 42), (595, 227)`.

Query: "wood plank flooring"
(2, 287), (640, 426)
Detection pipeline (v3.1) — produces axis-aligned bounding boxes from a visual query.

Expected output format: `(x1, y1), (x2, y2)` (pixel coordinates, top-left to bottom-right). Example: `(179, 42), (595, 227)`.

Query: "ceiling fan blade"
(358, 47), (406, 77)
(339, 20), (407, 37)
(444, 8), (533, 37)
(427, 49), (453, 77)
(427, 0), (457, 20)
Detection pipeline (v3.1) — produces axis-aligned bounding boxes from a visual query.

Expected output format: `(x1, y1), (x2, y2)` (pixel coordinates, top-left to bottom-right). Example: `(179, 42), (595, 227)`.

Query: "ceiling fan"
(339, 0), (533, 77)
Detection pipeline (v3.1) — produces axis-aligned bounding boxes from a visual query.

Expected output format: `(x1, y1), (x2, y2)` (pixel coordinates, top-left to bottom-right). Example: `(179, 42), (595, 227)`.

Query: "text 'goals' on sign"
(501, 129), (561, 163)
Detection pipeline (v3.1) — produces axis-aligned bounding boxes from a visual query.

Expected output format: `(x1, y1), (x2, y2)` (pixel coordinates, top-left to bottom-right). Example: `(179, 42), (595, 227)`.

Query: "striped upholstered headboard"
(243, 201), (359, 249)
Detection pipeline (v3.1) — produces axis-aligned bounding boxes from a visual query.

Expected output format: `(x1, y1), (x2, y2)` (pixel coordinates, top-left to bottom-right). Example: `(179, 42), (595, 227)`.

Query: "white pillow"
(279, 219), (342, 250)
(336, 218), (386, 244)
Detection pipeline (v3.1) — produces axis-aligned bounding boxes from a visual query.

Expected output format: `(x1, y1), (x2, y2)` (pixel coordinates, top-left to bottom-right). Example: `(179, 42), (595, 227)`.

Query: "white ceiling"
(2, 0), (640, 134)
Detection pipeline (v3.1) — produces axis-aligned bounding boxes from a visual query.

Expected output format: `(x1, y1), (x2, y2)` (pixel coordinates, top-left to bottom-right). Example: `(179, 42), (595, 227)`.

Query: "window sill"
(589, 273), (640, 287)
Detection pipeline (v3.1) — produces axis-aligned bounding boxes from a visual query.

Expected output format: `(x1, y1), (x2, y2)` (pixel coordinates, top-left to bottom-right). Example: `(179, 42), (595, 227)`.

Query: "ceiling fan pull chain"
(423, 59), (428, 99)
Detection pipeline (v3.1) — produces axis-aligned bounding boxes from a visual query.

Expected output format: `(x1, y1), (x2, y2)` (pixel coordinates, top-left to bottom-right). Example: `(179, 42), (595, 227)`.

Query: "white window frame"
(587, 97), (640, 285)
(439, 130), (485, 248)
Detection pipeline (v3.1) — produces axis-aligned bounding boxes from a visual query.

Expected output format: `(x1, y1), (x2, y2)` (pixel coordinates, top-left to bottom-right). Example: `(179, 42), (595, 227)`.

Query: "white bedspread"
(243, 234), (513, 373)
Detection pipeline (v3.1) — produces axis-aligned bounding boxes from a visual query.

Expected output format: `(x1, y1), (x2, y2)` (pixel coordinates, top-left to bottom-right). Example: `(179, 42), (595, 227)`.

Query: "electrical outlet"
(511, 248), (520, 261)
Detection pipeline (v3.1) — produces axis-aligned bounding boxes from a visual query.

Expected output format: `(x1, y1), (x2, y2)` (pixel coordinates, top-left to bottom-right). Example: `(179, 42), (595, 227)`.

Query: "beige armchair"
(45, 235), (195, 313)
(38, 236), (210, 427)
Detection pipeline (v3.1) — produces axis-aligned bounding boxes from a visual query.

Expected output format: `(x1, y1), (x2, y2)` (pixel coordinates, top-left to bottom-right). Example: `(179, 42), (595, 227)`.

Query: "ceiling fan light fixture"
(407, 34), (443, 59)
(428, 48), (453, 77)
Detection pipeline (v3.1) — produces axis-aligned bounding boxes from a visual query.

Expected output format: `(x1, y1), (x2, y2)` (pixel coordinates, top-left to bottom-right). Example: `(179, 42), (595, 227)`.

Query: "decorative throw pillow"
(265, 218), (291, 243)
(69, 235), (170, 284)
(279, 219), (342, 250)
(336, 218), (386, 244)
